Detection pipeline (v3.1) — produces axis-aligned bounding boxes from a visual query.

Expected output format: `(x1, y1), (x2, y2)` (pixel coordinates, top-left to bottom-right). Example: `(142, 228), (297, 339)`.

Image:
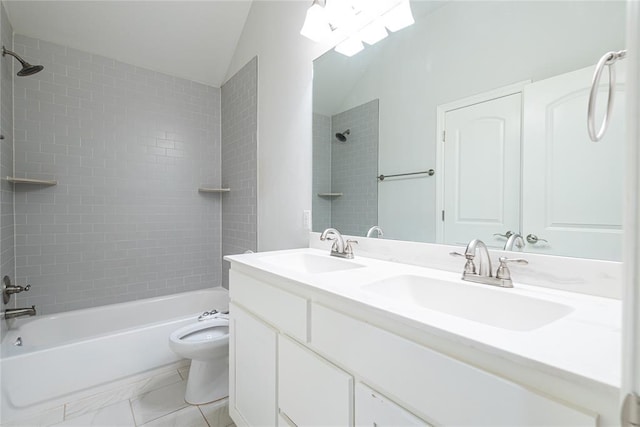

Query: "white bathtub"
(1, 288), (228, 418)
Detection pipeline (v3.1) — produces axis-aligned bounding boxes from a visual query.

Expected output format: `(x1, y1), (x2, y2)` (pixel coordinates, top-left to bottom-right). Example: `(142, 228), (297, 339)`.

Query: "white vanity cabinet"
(355, 383), (430, 427)
(278, 335), (353, 426)
(228, 266), (598, 427)
(229, 302), (277, 426)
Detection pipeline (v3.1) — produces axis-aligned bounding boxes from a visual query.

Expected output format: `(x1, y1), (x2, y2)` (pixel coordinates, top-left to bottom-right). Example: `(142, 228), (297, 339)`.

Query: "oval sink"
(361, 275), (573, 331)
(260, 252), (365, 274)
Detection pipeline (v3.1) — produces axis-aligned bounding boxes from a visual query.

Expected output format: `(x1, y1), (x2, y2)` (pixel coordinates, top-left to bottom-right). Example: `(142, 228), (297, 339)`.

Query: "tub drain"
(14, 336), (22, 346)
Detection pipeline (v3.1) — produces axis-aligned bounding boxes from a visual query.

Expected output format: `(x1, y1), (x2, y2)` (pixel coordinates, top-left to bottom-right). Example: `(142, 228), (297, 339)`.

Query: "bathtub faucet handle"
(2, 276), (31, 304)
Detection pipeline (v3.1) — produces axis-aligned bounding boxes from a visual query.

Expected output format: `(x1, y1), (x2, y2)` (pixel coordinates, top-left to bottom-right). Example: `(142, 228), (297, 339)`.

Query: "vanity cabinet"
(229, 302), (277, 426)
(228, 267), (597, 427)
(278, 335), (353, 426)
(355, 383), (429, 427)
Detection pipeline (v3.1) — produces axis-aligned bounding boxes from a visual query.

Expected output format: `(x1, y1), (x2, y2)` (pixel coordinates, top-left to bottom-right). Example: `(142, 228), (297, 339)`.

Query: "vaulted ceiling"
(3, 1), (254, 87)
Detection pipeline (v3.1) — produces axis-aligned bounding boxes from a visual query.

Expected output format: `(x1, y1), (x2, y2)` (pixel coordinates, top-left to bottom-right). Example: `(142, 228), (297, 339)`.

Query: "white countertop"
(225, 248), (621, 391)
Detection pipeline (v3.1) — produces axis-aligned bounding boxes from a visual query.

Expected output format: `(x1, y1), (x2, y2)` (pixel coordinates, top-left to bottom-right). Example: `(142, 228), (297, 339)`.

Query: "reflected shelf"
(198, 187), (231, 193)
(317, 192), (343, 197)
(6, 176), (57, 185)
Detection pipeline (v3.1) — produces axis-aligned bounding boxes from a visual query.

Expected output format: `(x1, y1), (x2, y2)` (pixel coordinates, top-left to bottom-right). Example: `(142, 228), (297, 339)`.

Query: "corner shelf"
(317, 192), (343, 197)
(6, 176), (57, 186)
(198, 187), (231, 193)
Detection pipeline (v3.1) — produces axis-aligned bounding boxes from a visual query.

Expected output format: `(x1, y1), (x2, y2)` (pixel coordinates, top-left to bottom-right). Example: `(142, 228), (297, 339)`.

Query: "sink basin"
(260, 252), (365, 274)
(361, 275), (573, 331)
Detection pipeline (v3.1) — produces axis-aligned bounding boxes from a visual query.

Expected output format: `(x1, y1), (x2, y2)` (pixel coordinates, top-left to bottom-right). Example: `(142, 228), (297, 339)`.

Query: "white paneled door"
(442, 93), (522, 248)
(522, 65), (625, 261)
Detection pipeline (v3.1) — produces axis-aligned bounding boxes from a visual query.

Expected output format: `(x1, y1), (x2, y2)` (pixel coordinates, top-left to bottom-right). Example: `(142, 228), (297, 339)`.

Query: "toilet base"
(184, 358), (229, 405)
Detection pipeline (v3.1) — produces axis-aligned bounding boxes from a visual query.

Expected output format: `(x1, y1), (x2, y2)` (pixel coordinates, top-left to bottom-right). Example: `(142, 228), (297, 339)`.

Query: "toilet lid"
(181, 325), (229, 342)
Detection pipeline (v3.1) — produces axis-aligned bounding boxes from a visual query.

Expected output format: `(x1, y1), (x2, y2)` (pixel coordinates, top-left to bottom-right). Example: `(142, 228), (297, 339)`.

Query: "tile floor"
(6, 365), (235, 427)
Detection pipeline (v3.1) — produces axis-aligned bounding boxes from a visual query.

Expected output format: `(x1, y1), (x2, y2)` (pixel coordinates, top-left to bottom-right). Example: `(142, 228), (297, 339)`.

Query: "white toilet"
(169, 312), (229, 405)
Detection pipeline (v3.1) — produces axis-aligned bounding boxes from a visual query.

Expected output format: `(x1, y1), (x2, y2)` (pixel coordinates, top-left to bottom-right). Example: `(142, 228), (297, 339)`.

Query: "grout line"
(197, 405), (212, 427)
(128, 399), (137, 427)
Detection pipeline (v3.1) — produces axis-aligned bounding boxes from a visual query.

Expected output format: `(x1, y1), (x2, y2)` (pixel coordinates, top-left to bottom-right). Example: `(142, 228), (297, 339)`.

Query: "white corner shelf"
(317, 192), (343, 197)
(6, 176), (57, 186)
(198, 187), (231, 193)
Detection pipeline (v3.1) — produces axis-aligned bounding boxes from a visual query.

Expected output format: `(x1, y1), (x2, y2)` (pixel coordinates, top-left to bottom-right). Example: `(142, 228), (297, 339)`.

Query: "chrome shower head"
(2, 46), (44, 76)
(335, 129), (350, 142)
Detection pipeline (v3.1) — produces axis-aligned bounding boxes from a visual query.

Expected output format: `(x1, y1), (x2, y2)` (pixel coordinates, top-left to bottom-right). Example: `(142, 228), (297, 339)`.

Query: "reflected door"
(443, 94), (522, 248)
(522, 65), (624, 261)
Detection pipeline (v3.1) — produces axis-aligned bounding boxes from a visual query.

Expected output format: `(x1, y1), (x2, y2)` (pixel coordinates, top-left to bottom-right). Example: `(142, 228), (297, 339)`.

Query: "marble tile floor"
(4, 365), (235, 427)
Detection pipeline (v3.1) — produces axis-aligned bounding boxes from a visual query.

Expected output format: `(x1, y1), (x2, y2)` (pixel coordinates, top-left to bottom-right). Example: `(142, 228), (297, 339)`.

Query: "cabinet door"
(278, 335), (353, 426)
(229, 303), (277, 427)
(355, 383), (430, 427)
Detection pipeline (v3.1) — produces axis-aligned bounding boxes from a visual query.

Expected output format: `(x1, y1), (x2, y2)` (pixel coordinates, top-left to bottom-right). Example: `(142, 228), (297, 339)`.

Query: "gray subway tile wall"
(331, 99), (379, 237)
(0, 3), (14, 340)
(11, 35), (223, 314)
(312, 113), (331, 231)
(221, 57), (257, 289)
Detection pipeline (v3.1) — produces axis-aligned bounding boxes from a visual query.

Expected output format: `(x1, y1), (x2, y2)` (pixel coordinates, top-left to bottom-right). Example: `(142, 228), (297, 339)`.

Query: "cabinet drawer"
(311, 303), (596, 427)
(279, 335), (353, 426)
(355, 383), (430, 427)
(230, 270), (307, 341)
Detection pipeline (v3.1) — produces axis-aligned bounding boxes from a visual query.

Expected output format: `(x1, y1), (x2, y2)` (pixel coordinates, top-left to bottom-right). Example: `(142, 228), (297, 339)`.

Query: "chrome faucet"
(465, 239), (492, 277)
(366, 225), (384, 238)
(504, 233), (525, 251)
(451, 239), (528, 288)
(2, 305), (36, 319)
(320, 228), (357, 259)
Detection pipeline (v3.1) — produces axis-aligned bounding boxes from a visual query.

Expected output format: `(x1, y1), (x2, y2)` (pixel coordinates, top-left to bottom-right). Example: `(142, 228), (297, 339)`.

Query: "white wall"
(225, 1), (329, 251)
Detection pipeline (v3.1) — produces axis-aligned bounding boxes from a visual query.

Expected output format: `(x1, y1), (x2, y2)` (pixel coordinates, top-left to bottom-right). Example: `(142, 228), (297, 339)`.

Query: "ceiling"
(3, 1), (254, 87)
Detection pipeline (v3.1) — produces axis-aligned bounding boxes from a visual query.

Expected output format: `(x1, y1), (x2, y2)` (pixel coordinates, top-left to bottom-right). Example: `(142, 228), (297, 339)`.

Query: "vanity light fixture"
(300, 0), (415, 57)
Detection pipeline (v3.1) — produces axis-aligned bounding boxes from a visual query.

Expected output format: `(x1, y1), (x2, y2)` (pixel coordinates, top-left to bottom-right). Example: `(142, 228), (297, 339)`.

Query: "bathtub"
(1, 288), (228, 418)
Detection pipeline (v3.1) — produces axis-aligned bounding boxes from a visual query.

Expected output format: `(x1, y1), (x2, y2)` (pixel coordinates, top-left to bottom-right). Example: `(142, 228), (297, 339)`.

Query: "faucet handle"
(345, 239), (358, 257)
(496, 256), (528, 280)
(498, 256), (528, 265)
(450, 252), (476, 274)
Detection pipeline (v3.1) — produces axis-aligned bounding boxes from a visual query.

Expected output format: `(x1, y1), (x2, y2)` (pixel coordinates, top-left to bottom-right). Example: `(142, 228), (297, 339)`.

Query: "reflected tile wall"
(312, 113), (331, 231)
(331, 99), (379, 237)
(12, 35), (222, 314)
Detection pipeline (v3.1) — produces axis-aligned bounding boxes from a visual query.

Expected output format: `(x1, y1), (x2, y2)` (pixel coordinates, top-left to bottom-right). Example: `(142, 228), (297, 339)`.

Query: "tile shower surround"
(11, 35), (222, 314)
(0, 3), (14, 341)
(221, 57), (257, 289)
(0, 4), (14, 295)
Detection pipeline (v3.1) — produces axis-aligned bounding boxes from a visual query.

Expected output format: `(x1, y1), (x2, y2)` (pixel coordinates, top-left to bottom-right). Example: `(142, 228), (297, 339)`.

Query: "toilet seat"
(180, 325), (229, 342)
(169, 319), (229, 360)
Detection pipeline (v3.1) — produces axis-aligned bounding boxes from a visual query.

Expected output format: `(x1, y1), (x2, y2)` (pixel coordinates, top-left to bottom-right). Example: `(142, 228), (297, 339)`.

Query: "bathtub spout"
(2, 305), (36, 319)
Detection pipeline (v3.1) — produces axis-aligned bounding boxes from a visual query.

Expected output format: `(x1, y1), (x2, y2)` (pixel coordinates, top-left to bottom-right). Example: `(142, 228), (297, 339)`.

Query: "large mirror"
(312, 0), (626, 261)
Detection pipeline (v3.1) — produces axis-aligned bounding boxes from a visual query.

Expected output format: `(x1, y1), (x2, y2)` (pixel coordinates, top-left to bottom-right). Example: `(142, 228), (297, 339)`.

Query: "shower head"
(335, 129), (350, 142)
(2, 46), (44, 76)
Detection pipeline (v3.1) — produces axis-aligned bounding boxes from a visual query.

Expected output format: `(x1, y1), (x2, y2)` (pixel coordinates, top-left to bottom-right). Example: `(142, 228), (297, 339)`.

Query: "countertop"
(225, 247), (621, 391)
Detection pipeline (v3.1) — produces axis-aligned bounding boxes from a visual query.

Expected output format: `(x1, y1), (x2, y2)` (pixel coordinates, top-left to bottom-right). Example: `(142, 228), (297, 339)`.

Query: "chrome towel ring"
(587, 49), (627, 142)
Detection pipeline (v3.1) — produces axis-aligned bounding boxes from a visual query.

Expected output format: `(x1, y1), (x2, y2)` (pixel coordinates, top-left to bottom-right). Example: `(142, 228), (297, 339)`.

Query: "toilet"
(169, 312), (229, 405)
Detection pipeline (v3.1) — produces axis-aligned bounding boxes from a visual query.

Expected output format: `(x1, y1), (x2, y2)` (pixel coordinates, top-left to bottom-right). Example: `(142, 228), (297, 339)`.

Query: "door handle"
(493, 231), (514, 239)
(526, 234), (548, 244)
